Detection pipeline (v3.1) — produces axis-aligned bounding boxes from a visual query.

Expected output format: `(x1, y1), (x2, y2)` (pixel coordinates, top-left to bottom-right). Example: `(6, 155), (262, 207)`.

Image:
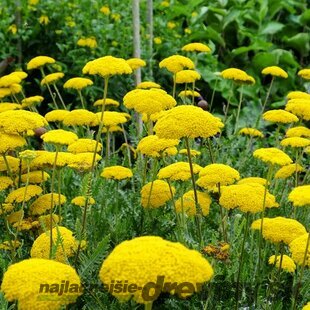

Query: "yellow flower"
(159, 55), (194, 73)
(101, 166), (133, 180)
(71, 196), (95, 207)
(287, 91), (310, 100)
(253, 147), (292, 166)
(77, 37), (97, 49)
(237, 177), (268, 186)
(126, 58), (146, 70)
(96, 111), (127, 127)
(45, 109), (70, 122)
(136, 81), (161, 89)
(123, 88), (176, 116)
(38, 214), (60, 229)
(41, 72), (64, 85)
(158, 162), (202, 181)
(263, 109), (298, 123)
(285, 99), (310, 120)
(220, 184), (278, 213)
(175, 70), (201, 83)
(18, 171), (50, 184)
(94, 98), (120, 107)
(251, 217), (307, 244)
(30, 193), (66, 215)
(100, 5), (110, 15)
(21, 95), (44, 108)
(28, 56), (55, 71)
(141, 180), (175, 208)
(8, 24), (17, 34)
(28, 0), (39, 5)
(302, 302), (310, 310)
(31, 226), (80, 262)
(0, 156), (20, 173)
(261, 66), (288, 78)
(0, 203), (14, 215)
(8, 83), (22, 95)
(68, 138), (102, 154)
(268, 255), (296, 273)
(184, 28), (192, 34)
(220, 68), (255, 84)
(0, 176), (14, 191)
(289, 233), (310, 266)
(0, 103), (22, 113)
(30, 151), (73, 169)
(288, 185), (310, 207)
(0, 240), (21, 250)
(39, 15), (49, 25)
(82, 56), (132, 78)
(9, 71), (27, 80)
(13, 218), (39, 231)
(1, 258), (82, 308)
(298, 68), (310, 80)
(68, 152), (102, 171)
(0, 132), (26, 154)
(178, 149), (201, 156)
(280, 137), (310, 148)
(41, 129), (78, 145)
(274, 164), (304, 179)
(63, 109), (99, 126)
(178, 90), (201, 98)
(286, 126), (310, 138)
(0, 74), (21, 87)
(182, 42), (211, 53)
(175, 190), (211, 216)
(154, 105), (224, 139)
(99, 236), (213, 304)
(197, 164), (240, 189)
(0, 88), (12, 99)
(136, 135), (179, 157)
(111, 13), (121, 21)
(63, 77), (93, 90)
(167, 21), (176, 29)
(5, 185), (42, 204)
(161, 1), (170, 7)
(154, 37), (162, 44)
(239, 127), (264, 138)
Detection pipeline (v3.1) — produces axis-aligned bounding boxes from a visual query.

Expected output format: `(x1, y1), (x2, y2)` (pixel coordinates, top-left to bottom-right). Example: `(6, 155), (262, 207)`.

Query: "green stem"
(78, 89), (85, 109)
(40, 68), (59, 109)
(224, 84), (233, 123)
(234, 84), (244, 134)
(172, 73), (176, 98)
(217, 183), (227, 242)
(262, 77), (274, 114)
(53, 83), (67, 110)
(207, 138), (215, 163)
(146, 158), (158, 208)
(192, 81), (195, 105)
(105, 128), (110, 164)
(145, 302), (153, 310)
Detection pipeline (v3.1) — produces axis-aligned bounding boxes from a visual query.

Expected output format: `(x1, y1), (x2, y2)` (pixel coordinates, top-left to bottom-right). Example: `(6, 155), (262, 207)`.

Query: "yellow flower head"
(38, 214), (60, 229)
(0, 88), (12, 99)
(82, 56), (132, 78)
(77, 37), (97, 49)
(45, 109), (70, 122)
(286, 91), (310, 100)
(8, 83), (22, 95)
(286, 126), (310, 138)
(197, 164), (240, 189)
(289, 233), (310, 266)
(68, 138), (102, 154)
(275, 164), (304, 179)
(175, 70), (201, 84)
(237, 177), (268, 186)
(9, 71), (27, 80)
(158, 162), (202, 181)
(0, 103), (22, 113)
(63, 109), (99, 126)
(123, 88), (176, 116)
(101, 166), (133, 180)
(96, 111), (127, 127)
(298, 68), (310, 80)
(154, 105), (224, 139)
(141, 180), (175, 208)
(41, 129), (78, 145)
(280, 137), (310, 148)
(0, 132), (26, 154)
(220, 184), (278, 213)
(220, 68), (255, 84)
(175, 190), (211, 216)
(94, 98), (120, 107)
(18, 171), (50, 184)
(0, 74), (21, 87)
(1, 258), (82, 309)
(71, 196), (95, 207)
(30, 151), (73, 169)
(0, 176), (14, 191)
(288, 185), (310, 207)
(159, 55), (195, 73)
(27, 56), (55, 70)
(99, 236), (213, 304)
(100, 5), (110, 15)
(136, 81), (161, 89)
(136, 135), (179, 157)
(21, 95), (44, 108)
(0, 240), (21, 250)
(154, 37), (162, 45)
(68, 152), (102, 171)
(39, 15), (49, 25)
(5, 185), (42, 204)
(285, 99), (310, 121)
(126, 58), (146, 70)
(178, 149), (201, 156)
(30, 193), (66, 215)
(182, 42), (211, 53)
(0, 156), (20, 173)
(0, 110), (47, 134)
(263, 109), (298, 123)
(239, 128), (264, 138)
(268, 255), (296, 273)
(167, 21), (176, 29)
(253, 147), (292, 166)
(178, 90), (201, 98)
(251, 217), (307, 244)
(31, 226), (80, 262)
(261, 66), (288, 78)
(41, 72), (64, 85)
(8, 24), (17, 35)
(63, 77), (93, 90)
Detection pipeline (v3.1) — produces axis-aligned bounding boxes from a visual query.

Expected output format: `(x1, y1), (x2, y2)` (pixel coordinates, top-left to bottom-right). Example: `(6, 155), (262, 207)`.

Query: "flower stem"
(53, 83), (67, 110)
(40, 68), (59, 109)
(145, 302), (153, 310)
(78, 89), (85, 109)
(172, 73), (176, 98)
(234, 84), (244, 134)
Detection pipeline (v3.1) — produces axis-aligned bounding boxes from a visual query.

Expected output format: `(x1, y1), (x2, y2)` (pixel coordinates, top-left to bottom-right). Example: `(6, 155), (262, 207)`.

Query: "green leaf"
(231, 41), (271, 56)
(271, 100), (286, 108)
(260, 21), (284, 35)
(252, 52), (278, 70)
(284, 33), (310, 55)
(222, 9), (240, 29)
(300, 9), (310, 25)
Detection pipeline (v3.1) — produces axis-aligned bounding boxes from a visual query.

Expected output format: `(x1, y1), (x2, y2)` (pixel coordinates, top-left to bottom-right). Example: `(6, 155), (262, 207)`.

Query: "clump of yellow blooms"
(0, 132), (26, 154)
(286, 91), (310, 100)
(96, 111), (127, 128)
(285, 99), (310, 121)
(63, 109), (99, 127)
(0, 176), (14, 191)
(99, 236), (214, 303)
(94, 98), (120, 107)
(157, 162), (202, 181)
(298, 68), (310, 79)
(18, 171), (50, 184)
(30, 151), (73, 169)
(289, 233), (310, 266)
(136, 81), (161, 89)
(159, 55), (195, 73)
(38, 214), (60, 229)
(77, 37), (97, 49)
(182, 42), (211, 53)
(268, 255), (296, 273)
(41, 72), (64, 85)
(68, 152), (102, 171)
(0, 156), (20, 172)
(126, 58), (146, 70)
(175, 70), (201, 84)
(68, 138), (102, 154)
(237, 177), (268, 186)
(220, 184), (278, 213)
(27, 55), (55, 70)
(63, 77), (93, 90)
(71, 196), (96, 207)
(286, 126), (310, 138)
(141, 180), (175, 208)
(288, 185), (310, 207)
(154, 105), (224, 139)
(101, 166), (133, 180)
(45, 109), (70, 122)
(41, 129), (78, 145)
(274, 164), (304, 179)
(280, 137), (310, 148)
(0, 103), (22, 113)
(220, 68), (255, 84)
(178, 149), (201, 156)
(251, 217), (307, 244)
(30, 193), (66, 215)
(253, 147), (292, 166)
(5, 185), (42, 204)
(263, 109), (298, 123)
(178, 90), (201, 98)
(303, 302), (310, 310)
(261, 66), (288, 78)
(1, 258), (82, 308)
(175, 190), (211, 216)
(21, 95), (44, 108)
(239, 127), (264, 138)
